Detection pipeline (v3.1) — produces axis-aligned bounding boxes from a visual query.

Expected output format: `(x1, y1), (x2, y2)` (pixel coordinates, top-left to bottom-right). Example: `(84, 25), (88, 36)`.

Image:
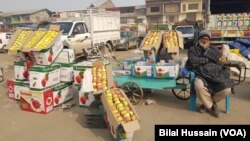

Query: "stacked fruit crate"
(6, 26), (76, 114)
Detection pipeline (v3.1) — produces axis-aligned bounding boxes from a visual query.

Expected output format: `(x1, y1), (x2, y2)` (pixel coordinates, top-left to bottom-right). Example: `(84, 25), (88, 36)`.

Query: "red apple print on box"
(41, 73), (49, 87)
(48, 49), (53, 62)
(31, 99), (41, 109)
(75, 71), (84, 84)
(54, 91), (61, 104)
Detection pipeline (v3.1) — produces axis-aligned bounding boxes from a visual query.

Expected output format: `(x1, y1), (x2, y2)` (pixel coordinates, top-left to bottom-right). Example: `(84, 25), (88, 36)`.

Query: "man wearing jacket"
(186, 30), (234, 118)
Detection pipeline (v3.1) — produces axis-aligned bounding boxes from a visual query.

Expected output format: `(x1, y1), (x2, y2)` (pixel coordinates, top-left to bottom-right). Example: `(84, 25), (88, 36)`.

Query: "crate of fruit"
(22, 29), (48, 52)
(7, 28), (34, 55)
(101, 88), (140, 140)
(140, 30), (162, 51)
(31, 25), (62, 52)
(162, 30), (184, 53)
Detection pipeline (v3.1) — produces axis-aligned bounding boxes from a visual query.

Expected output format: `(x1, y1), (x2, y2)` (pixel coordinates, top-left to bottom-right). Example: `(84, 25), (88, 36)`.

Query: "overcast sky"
(0, 0), (145, 12)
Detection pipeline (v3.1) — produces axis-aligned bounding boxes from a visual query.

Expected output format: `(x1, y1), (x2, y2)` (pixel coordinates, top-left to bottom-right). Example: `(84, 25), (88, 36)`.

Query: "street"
(0, 49), (250, 141)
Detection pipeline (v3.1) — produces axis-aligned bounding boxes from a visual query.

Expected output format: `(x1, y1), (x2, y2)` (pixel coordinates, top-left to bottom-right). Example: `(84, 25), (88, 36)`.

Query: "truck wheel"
(125, 42), (129, 51)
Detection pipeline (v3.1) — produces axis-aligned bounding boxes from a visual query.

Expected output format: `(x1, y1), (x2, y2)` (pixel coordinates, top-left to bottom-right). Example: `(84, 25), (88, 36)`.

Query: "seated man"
(186, 30), (234, 118)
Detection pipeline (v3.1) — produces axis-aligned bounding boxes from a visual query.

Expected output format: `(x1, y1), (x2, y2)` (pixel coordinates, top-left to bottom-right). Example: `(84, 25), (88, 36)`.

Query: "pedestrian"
(186, 30), (234, 118)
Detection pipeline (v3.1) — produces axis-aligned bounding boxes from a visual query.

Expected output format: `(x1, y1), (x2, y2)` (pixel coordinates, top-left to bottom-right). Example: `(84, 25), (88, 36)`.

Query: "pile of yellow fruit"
(25, 30), (47, 48)
(35, 30), (59, 49)
(164, 31), (178, 48)
(92, 65), (108, 91)
(105, 88), (137, 123)
(143, 31), (161, 48)
(9, 30), (32, 51)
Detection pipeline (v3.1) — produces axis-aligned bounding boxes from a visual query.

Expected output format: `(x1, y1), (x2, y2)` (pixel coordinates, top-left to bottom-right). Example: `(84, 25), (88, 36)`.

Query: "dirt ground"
(0, 50), (250, 141)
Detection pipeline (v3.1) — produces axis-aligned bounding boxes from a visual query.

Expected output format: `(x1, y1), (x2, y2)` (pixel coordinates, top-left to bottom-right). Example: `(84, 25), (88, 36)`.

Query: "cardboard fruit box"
(20, 88), (54, 114)
(101, 88), (140, 140)
(29, 64), (61, 90)
(34, 38), (63, 66)
(6, 28), (34, 55)
(25, 25), (62, 52)
(163, 31), (184, 53)
(79, 91), (96, 108)
(53, 82), (74, 107)
(15, 52), (36, 62)
(153, 63), (179, 79)
(73, 60), (114, 88)
(54, 49), (75, 64)
(123, 57), (144, 70)
(73, 61), (93, 86)
(60, 63), (74, 83)
(132, 61), (154, 78)
(7, 79), (29, 100)
(22, 29), (48, 52)
(140, 30), (162, 52)
(14, 61), (34, 81)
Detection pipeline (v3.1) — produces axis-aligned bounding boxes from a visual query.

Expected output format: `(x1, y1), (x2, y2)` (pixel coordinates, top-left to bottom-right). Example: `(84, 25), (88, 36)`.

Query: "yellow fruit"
(9, 30), (32, 51)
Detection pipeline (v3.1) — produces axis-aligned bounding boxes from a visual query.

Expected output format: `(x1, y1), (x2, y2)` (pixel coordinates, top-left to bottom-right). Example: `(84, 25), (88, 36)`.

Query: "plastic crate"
(83, 101), (106, 128)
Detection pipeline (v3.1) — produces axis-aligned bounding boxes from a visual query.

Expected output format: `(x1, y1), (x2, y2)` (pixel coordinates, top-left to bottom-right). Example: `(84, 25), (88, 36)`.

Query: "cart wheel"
(121, 81), (143, 105)
(172, 77), (190, 100)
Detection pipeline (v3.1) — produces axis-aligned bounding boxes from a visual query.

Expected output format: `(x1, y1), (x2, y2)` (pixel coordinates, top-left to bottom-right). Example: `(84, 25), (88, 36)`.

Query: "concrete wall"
(30, 10), (50, 23)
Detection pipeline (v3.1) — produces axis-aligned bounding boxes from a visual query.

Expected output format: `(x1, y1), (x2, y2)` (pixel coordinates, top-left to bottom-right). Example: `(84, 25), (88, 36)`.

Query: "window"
(120, 8), (134, 14)
(73, 23), (85, 34)
(151, 6), (160, 13)
(121, 19), (127, 24)
(188, 3), (199, 10)
(165, 4), (179, 13)
(183, 4), (186, 12)
(51, 22), (73, 34)
(25, 17), (30, 22)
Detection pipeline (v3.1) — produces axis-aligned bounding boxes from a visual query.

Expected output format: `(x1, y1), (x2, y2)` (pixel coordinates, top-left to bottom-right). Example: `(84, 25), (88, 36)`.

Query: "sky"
(0, 0), (145, 12)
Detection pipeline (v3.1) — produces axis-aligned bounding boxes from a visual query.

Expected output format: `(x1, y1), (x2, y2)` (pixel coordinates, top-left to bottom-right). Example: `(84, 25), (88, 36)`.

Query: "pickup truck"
(0, 32), (12, 53)
(38, 9), (121, 56)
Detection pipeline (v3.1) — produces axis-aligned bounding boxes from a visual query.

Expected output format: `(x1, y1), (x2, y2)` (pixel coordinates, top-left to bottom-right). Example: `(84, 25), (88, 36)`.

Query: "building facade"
(0, 9), (51, 29)
(146, 0), (204, 24)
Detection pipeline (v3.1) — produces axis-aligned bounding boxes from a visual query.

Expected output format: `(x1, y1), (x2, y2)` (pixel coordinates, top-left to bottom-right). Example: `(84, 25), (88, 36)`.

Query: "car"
(175, 25), (195, 48)
(116, 31), (138, 51)
(0, 32), (12, 53)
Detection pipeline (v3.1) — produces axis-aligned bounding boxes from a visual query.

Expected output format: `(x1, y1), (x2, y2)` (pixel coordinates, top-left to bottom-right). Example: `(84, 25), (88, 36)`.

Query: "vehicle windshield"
(176, 26), (194, 34)
(120, 32), (129, 37)
(51, 22), (73, 35)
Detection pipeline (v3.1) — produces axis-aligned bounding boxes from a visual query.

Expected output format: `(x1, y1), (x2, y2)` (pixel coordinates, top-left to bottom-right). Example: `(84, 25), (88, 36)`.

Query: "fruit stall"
(4, 25), (141, 141)
(112, 30), (189, 105)
(4, 26), (191, 141)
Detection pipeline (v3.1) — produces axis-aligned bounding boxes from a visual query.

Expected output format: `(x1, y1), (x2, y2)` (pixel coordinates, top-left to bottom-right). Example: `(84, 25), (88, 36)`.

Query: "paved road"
(0, 50), (250, 141)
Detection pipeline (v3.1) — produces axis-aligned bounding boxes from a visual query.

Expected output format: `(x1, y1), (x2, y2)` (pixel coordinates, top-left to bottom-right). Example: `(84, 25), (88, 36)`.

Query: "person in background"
(186, 30), (234, 118)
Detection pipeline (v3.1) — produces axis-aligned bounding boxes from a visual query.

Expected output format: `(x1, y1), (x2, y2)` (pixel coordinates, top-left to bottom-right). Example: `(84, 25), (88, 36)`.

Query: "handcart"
(113, 60), (247, 105)
(113, 70), (191, 105)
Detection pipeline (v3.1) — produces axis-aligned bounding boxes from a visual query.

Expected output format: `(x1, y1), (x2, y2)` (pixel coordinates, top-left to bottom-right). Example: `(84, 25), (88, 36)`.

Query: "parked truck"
(38, 8), (121, 56)
(207, 0), (250, 45)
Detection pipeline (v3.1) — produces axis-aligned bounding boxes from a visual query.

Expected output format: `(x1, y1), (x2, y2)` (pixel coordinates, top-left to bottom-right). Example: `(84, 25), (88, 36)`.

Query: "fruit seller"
(186, 30), (234, 118)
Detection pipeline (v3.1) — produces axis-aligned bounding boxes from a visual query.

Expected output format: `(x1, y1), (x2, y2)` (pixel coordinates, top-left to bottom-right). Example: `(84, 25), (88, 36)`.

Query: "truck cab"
(51, 21), (92, 56)
(175, 25), (195, 48)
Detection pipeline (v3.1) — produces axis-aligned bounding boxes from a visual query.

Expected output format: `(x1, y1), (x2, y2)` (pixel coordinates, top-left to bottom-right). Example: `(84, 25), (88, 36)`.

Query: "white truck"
(39, 9), (121, 56)
(0, 32), (12, 53)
